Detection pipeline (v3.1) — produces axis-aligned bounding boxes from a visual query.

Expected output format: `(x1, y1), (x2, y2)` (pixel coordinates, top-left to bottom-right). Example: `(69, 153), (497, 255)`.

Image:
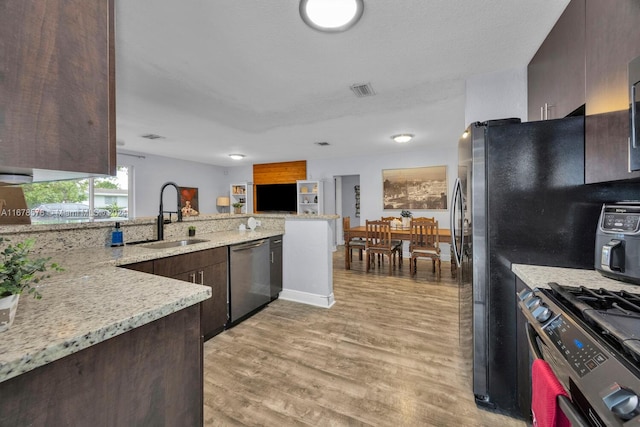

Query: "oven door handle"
(526, 323), (544, 360)
(526, 323), (591, 427)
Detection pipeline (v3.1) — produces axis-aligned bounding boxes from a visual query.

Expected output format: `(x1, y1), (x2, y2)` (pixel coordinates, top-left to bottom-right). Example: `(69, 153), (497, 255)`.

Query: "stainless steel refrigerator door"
(471, 124), (489, 403)
(229, 239), (271, 323)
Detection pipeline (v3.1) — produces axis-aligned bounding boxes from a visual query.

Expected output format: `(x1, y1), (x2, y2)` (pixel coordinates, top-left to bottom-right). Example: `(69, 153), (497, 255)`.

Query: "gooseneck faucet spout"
(157, 182), (183, 240)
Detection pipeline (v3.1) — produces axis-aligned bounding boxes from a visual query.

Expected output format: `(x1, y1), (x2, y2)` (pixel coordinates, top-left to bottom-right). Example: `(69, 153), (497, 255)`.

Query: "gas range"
(518, 282), (640, 426)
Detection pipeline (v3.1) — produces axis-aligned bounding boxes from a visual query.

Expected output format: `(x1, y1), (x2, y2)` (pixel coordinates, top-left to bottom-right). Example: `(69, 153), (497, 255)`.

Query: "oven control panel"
(543, 314), (609, 378)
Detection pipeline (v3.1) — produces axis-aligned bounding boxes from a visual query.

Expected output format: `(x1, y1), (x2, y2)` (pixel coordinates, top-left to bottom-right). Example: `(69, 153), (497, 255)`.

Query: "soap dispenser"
(111, 222), (124, 247)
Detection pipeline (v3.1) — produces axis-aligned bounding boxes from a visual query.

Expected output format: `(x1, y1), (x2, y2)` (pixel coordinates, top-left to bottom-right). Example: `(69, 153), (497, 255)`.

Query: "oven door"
(525, 323), (592, 426)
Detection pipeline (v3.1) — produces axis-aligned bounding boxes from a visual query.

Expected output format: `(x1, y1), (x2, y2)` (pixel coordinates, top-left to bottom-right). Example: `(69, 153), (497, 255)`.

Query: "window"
(22, 166), (131, 224)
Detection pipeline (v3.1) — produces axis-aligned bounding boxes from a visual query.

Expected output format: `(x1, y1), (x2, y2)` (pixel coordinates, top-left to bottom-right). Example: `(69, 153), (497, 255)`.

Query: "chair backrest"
(366, 220), (394, 250)
(343, 216), (352, 241)
(409, 218), (440, 252)
(413, 216), (435, 223)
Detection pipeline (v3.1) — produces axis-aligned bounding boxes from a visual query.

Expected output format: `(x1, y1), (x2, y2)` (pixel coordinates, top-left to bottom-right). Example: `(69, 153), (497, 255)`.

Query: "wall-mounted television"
(255, 183), (297, 213)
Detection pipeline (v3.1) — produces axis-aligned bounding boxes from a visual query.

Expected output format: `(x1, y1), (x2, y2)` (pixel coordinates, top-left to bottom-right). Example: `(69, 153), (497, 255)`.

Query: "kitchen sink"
(140, 238), (209, 249)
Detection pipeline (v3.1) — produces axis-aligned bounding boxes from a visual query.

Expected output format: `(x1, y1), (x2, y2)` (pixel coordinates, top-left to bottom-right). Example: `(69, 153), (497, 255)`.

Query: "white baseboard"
(278, 289), (335, 308)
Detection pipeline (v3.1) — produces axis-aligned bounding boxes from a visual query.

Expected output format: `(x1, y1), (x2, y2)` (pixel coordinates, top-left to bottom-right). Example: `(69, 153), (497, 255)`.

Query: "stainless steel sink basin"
(141, 238), (209, 249)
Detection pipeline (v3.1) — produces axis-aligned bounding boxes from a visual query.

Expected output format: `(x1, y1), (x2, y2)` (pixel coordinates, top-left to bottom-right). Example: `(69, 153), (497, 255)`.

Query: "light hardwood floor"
(203, 248), (526, 426)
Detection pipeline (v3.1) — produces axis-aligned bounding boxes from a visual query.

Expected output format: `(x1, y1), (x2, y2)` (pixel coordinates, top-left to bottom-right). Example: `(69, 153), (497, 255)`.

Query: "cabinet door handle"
(540, 106), (544, 121)
(199, 270), (204, 284)
(189, 273), (196, 283)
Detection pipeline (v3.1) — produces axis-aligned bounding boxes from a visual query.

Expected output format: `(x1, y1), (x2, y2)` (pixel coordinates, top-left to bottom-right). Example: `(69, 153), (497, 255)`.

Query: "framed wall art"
(382, 166), (448, 210)
(179, 186), (199, 216)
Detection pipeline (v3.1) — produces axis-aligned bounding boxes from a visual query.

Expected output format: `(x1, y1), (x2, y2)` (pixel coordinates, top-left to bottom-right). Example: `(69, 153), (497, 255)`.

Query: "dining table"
(343, 225), (452, 270)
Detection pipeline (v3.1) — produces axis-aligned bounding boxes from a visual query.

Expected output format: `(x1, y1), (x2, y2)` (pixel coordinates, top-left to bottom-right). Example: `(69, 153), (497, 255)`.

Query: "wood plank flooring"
(203, 249), (526, 426)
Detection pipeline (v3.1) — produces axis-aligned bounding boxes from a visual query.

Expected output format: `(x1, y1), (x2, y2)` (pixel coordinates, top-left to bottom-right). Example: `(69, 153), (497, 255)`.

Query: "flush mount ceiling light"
(229, 154), (246, 160)
(391, 134), (414, 144)
(300, 0), (364, 33)
(0, 174), (33, 184)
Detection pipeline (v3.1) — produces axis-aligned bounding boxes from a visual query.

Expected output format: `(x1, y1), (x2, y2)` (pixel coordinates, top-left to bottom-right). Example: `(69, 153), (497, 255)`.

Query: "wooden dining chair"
(409, 218), (441, 278)
(343, 216), (364, 269)
(365, 220), (403, 275)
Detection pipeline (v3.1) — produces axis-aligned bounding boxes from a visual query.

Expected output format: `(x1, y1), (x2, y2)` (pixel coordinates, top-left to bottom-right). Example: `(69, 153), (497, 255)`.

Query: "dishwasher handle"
(231, 239), (268, 252)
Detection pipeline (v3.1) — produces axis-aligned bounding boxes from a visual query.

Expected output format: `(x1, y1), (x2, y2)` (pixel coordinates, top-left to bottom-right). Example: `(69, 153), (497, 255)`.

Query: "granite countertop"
(0, 228), (284, 384)
(512, 263), (640, 294)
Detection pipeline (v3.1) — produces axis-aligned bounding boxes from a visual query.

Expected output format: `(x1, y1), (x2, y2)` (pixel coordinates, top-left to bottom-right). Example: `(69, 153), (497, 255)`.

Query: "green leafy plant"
(0, 238), (63, 299)
(232, 202), (244, 208)
(188, 225), (196, 231)
(400, 210), (412, 218)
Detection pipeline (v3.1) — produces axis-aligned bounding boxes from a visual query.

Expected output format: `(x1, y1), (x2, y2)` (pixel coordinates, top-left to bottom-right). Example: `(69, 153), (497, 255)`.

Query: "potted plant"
(401, 210), (412, 228)
(0, 237), (62, 332)
(188, 225), (196, 237)
(232, 202), (244, 214)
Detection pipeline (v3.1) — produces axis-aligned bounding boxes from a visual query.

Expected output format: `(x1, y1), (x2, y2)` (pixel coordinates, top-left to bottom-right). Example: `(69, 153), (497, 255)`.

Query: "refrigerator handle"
(450, 178), (461, 267)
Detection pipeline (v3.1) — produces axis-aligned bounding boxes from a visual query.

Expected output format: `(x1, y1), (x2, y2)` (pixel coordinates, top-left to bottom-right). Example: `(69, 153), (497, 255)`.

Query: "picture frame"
(382, 166), (448, 210)
(179, 187), (199, 216)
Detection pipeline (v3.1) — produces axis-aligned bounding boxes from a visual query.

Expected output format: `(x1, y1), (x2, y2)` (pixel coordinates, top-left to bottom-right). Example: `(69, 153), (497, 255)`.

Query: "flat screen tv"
(255, 183), (297, 213)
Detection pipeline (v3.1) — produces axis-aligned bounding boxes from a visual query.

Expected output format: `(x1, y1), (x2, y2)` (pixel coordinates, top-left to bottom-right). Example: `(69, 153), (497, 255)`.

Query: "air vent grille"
(141, 133), (165, 140)
(350, 82), (375, 97)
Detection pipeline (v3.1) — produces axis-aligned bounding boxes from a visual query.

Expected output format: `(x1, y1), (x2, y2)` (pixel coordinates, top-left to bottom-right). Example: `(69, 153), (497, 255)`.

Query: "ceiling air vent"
(140, 133), (165, 140)
(350, 82), (375, 98)
(315, 142), (330, 146)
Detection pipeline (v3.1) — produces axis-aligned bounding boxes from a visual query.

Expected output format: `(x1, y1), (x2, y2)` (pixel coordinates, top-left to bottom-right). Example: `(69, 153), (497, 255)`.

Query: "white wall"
(117, 152), (227, 217)
(307, 146), (456, 229)
(341, 175), (360, 227)
(465, 67), (528, 126)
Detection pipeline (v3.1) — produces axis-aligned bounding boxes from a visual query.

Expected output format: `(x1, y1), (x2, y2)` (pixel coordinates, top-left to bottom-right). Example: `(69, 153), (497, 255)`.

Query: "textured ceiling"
(115, 0), (570, 167)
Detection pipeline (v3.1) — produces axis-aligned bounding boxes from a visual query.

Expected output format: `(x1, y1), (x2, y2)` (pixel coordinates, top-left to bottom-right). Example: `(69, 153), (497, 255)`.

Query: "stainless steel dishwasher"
(228, 239), (271, 325)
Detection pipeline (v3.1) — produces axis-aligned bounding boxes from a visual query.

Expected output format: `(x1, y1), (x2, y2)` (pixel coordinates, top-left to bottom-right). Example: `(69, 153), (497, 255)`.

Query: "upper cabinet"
(528, 0), (640, 184)
(0, 0), (116, 180)
(584, 0), (640, 183)
(528, 0), (585, 122)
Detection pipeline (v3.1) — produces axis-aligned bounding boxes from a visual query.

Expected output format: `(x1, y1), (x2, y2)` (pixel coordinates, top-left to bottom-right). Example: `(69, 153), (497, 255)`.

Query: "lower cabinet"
(0, 305), (203, 426)
(124, 247), (228, 340)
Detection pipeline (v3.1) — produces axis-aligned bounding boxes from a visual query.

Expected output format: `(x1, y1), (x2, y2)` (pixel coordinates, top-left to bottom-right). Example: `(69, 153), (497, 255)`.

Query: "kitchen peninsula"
(0, 213), (336, 426)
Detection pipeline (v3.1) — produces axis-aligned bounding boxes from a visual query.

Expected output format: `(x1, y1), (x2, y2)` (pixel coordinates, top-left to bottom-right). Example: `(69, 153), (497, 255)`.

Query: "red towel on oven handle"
(531, 359), (571, 427)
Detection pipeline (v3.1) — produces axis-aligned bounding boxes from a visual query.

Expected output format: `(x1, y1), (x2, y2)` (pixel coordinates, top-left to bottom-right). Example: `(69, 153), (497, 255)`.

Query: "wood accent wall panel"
(253, 161), (307, 184)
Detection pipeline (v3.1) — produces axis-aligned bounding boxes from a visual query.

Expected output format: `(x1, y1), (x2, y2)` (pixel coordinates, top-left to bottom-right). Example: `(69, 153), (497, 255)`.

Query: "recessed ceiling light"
(299, 0), (364, 33)
(391, 134), (414, 144)
(229, 154), (246, 160)
(315, 142), (330, 146)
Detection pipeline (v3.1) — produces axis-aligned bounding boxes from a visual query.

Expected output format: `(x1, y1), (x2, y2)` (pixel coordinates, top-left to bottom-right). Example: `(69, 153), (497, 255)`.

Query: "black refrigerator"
(450, 116), (640, 419)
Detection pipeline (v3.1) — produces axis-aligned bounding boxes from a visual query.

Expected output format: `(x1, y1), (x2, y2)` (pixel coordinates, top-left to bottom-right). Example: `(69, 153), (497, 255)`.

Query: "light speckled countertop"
(512, 263), (640, 293)
(0, 228), (283, 384)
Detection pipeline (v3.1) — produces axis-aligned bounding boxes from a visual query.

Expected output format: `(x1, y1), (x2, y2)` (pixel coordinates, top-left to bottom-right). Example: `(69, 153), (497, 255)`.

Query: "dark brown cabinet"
(0, 0), (116, 177)
(528, 0), (585, 122)
(0, 305), (203, 427)
(124, 247), (228, 340)
(584, 0), (640, 183)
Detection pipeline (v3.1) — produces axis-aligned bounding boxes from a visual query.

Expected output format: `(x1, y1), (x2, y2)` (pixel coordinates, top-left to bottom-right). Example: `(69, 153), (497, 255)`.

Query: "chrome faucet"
(157, 182), (183, 240)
